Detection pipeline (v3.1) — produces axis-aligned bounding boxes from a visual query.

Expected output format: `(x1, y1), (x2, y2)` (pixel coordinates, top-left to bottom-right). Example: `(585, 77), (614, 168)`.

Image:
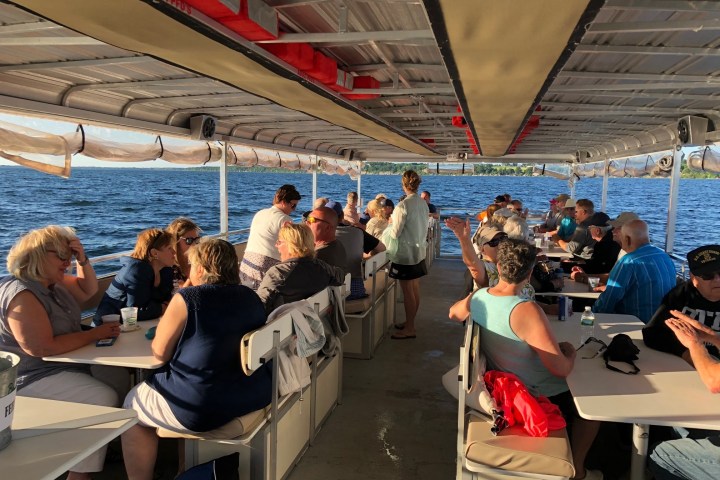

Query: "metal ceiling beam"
(541, 101), (718, 115)
(538, 119), (668, 128)
(122, 93), (262, 116)
(255, 30), (434, 44)
(558, 71), (719, 82)
(538, 110), (679, 117)
(0, 56), (152, 73)
(61, 78), (214, 105)
(378, 112), (457, 118)
(605, 0), (720, 13)
(546, 81), (720, 91)
(167, 108), (307, 125)
(0, 22), (63, 34)
(346, 63), (447, 72)
(365, 105), (455, 115)
(588, 19), (720, 34)
(546, 89), (720, 102)
(352, 87), (455, 95)
(0, 37), (105, 46)
(575, 44), (720, 56)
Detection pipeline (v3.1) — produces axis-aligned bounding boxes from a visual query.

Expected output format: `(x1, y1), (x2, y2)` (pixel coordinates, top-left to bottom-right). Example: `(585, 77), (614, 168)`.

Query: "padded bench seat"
(157, 406), (269, 442)
(464, 414), (574, 478)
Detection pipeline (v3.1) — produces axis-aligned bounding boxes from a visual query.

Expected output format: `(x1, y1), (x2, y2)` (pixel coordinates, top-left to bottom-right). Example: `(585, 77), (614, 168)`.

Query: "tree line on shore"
(223, 161), (718, 178)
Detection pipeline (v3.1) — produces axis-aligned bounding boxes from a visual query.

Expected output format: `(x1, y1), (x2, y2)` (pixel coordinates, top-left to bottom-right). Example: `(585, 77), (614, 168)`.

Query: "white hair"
(503, 216), (530, 242)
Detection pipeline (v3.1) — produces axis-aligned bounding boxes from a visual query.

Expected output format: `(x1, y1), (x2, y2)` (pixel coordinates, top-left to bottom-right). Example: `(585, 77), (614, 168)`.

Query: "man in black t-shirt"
(643, 244), (720, 362)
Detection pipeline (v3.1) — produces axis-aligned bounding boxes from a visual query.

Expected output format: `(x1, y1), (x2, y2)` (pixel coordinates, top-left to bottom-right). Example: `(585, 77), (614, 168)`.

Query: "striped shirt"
(593, 243), (677, 323)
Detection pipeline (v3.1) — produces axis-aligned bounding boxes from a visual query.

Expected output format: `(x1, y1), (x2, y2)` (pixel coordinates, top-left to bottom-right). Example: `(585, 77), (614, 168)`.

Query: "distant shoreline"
(1, 164), (717, 179)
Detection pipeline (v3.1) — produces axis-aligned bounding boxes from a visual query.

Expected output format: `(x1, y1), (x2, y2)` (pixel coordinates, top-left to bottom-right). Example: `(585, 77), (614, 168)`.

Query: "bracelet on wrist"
(77, 257), (90, 266)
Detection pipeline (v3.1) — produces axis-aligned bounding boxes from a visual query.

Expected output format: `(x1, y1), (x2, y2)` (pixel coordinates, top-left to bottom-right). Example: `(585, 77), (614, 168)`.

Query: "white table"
(44, 320), (162, 370)
(550, 313), (720, 480)
(536, 278), (601, 300)
(540, 245), (574, 259)
(1, 396), (137, 479)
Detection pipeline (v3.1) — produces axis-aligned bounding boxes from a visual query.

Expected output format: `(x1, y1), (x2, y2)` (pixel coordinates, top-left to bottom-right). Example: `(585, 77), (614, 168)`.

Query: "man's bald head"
(312, 207), (338, 228)
(620, 219), (650, 252)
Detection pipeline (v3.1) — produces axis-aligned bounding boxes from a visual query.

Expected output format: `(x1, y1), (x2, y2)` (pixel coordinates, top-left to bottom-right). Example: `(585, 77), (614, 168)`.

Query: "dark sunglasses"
(289, 202), (298, 210)
(577, 336), (608, 359)
(485, 236), (506, 248)
(306, 215), (330, 225)
(698, 271), (720, 281)
(180, 236), (201, 246)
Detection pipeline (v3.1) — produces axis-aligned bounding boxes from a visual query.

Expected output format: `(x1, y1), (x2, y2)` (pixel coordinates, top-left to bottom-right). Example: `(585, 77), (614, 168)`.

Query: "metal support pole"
(601, 158), (609, 212)
(569, 164), (577, 199)
(357, 162), (363, 208)
(312, 155), (318, 206)
(665, 144), (683, 253)
(220, 142), (229, 237)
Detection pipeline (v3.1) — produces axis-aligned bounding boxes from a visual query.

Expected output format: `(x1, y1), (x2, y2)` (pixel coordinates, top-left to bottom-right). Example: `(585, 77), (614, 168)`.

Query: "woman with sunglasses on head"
(0, 226), (122, 480)
(166, 217), (202, 289)
(93, 228), (175, 325)
(449, 239), (602, 480)
(240, 184), (301, 289)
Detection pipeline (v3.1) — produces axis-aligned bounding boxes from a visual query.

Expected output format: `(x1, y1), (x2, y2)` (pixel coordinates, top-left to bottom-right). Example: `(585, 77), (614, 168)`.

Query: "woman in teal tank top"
(450, 238), (603, 480)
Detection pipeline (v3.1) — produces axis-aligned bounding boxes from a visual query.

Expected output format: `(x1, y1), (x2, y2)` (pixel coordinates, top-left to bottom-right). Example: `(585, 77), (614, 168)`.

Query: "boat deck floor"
(81, 257), (468, 480)
(289, 257), (467, 480)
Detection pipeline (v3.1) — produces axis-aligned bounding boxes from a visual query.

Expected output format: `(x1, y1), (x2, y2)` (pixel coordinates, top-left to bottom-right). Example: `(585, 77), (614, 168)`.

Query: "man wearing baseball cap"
(643, 244), (720, 362)
(647, 250), (720, 480)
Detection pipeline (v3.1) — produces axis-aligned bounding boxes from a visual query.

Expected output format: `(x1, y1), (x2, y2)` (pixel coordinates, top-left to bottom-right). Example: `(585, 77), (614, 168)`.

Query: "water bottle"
(580, 306), (595, 344)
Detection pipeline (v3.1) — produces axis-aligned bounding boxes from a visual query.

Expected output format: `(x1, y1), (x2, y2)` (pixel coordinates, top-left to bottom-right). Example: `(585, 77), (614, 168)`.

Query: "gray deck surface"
(288, 258), (467, 480)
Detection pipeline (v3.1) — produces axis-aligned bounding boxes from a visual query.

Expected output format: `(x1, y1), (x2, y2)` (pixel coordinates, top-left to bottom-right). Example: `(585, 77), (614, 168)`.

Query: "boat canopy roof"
(1, 0), (719, 166)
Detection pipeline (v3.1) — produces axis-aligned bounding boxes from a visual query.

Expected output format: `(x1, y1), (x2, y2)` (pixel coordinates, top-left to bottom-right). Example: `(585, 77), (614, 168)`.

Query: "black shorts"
(548, 390), (579, 422)
(389, 260), (428, 280)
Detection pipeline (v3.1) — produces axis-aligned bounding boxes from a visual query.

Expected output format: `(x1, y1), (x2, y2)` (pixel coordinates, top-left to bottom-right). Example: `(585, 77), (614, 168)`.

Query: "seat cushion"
(345, 296), (371, 314)
(157, 406), (268, 440)
(465, 414), (575, 478)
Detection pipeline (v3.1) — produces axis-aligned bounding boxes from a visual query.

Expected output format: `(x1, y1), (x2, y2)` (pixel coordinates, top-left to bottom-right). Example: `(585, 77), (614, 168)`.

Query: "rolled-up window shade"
(687, 147), (720, 174)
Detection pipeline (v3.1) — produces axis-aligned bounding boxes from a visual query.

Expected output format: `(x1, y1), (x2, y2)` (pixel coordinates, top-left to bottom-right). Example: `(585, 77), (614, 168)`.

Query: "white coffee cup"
(120, 307), (138, 329)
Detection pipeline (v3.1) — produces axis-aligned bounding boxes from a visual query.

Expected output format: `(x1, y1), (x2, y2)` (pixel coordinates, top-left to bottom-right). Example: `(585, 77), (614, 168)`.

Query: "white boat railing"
(76, 228), (251, 273)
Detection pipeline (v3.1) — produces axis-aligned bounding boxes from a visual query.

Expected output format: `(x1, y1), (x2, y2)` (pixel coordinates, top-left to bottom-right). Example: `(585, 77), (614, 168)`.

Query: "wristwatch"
(77, 256), (90, 266)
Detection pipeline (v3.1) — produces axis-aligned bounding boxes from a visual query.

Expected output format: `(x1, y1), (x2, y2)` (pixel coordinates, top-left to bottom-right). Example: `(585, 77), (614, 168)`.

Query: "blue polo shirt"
(593, 243), (677, 323)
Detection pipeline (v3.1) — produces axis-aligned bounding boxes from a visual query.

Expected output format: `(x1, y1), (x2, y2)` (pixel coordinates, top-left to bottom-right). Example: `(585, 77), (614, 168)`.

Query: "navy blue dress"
(146, 284), (272, 432)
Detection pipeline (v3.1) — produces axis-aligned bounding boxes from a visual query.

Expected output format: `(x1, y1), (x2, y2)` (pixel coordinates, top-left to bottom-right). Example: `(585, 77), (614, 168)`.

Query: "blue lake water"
(1, 165), (717, 275)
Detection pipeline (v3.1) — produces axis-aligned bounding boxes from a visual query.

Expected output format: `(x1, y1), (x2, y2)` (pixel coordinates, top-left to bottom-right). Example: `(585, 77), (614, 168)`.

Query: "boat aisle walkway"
(289, 258), (468, 480)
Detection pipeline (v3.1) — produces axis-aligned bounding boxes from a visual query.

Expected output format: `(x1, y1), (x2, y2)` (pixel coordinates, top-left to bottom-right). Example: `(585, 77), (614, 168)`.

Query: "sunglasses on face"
(180, 236), (201, 246)
(47, 249), (71, 262)
(485, 236), (505, 248)
(306, 215), (330, 225)
(289, 202), (298, 210)
(698, 271), (720, 281)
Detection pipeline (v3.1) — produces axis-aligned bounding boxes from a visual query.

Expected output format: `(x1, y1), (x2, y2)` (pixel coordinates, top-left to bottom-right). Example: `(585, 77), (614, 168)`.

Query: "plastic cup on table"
(588, 277), (600, 290)
(534, 238), (543, 248)
(120, 307), (138, 330)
